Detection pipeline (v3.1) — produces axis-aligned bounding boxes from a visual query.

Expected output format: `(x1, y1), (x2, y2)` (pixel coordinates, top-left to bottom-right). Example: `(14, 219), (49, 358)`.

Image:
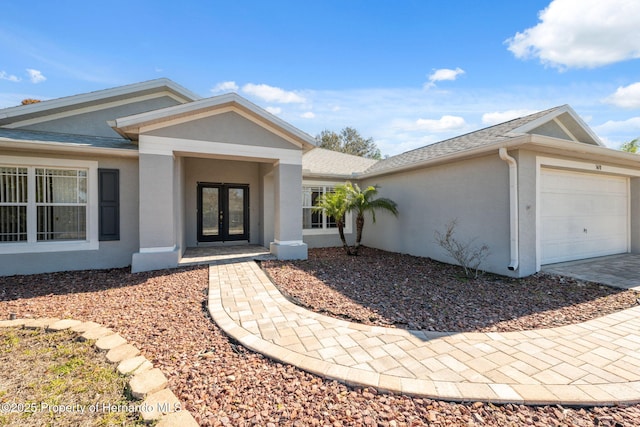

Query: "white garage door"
(540, 168), (628, 264)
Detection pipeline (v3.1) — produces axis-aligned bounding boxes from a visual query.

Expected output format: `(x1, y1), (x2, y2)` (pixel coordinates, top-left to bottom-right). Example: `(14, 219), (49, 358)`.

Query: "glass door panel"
(227, 188), (245, 236)
(201, 187), (219, 237)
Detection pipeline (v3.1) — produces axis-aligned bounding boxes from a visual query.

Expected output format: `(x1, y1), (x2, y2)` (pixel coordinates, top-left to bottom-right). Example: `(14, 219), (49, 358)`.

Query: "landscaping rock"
(70, 321), (101, 333)
(140, 388), (181, 422)
(47, 318), (83, 331)
(156, 410), (199, 427)
(108, 344), (141, 364)
(23, 317), (59, 329)
(2, 254), (639, 426)
(0, 319), (26, 328)
(80, 326), (113, 341)
(263, 247), (639, 333)
(95, 333), (127, 350)
(116, 355), (148, 374)
(129, 368), (168, 399)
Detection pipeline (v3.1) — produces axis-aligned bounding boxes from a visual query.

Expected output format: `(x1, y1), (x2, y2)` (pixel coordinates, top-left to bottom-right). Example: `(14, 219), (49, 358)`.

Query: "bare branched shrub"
(434, 219), (489, 278)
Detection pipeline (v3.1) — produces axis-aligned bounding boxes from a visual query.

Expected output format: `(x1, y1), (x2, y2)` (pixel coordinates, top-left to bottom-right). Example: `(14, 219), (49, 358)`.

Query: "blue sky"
(1, 0), (639, 156)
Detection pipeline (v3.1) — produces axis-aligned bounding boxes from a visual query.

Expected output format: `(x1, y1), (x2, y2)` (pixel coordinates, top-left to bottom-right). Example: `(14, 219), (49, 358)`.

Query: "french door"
(197, 183), (249, 242)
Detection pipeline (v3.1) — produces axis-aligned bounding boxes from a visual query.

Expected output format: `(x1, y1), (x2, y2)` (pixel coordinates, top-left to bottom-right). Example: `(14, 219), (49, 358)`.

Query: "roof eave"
(361, 135), (533, 178)
(361, 134), (639, 179)
(0, 137), (138, 158)
(302, 171), (363, 180)
(528, 135), (640, 162)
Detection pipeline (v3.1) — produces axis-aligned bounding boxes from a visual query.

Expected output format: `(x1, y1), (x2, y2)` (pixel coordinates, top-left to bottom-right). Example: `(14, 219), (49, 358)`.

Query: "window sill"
(303, 228), (353, 236)
(0, 240), (99, 254)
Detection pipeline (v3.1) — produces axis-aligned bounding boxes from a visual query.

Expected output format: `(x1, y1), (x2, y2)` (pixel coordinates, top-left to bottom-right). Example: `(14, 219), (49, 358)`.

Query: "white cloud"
(425, 67), (465, 88)
(300, 111), (315, 119)
(593, 116), (640, 148)
(211, 81), (239, 93)
(482, 109), (538, 125)
(0, 71), (21, 82)
(242, 83), (305, 103)
(594, 116), (640, 134)
(604, 82), (640, 109)
(506, 0), (640, 69)
(413, 115), (466, 132)
(265, 106), (282, 115)
(256, 83), (633, 157)
(26, 69), (46, 83)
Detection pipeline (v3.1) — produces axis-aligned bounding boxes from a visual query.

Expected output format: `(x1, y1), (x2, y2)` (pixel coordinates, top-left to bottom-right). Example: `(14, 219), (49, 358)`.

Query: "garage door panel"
(541, 169), (628, 265)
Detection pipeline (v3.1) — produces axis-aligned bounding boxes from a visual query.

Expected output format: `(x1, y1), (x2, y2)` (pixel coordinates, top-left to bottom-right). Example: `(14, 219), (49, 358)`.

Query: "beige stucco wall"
(260, 163), (275, 247)
(0, 150), (139, 276)
(147, 111), (296, 150)
(359, 148), (640, 278)
(360, 154), (515, 277)
(513, 150), (538, 276)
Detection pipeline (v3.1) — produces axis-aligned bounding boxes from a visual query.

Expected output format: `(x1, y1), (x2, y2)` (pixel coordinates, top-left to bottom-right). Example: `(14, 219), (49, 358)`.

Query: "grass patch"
(0, 327), (146, 426)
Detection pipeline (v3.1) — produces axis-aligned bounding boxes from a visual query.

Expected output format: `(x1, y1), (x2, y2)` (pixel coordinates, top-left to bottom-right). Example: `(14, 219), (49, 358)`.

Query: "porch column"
(131, 152), (180, 272)
(270, 162), (308, 260)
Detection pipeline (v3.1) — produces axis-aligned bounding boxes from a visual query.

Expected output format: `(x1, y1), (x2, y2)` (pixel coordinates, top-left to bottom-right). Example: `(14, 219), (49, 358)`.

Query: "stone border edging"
(0, 317), (198, 426)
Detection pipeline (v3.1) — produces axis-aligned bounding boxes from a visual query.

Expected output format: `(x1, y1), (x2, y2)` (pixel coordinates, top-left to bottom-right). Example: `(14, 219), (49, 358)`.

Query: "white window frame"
(302, 181), (352, 236)
(0, 156), (99, 254)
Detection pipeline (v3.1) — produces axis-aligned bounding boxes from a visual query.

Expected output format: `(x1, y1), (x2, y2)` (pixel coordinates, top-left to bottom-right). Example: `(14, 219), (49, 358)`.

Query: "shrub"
(434, 219), (489, 278)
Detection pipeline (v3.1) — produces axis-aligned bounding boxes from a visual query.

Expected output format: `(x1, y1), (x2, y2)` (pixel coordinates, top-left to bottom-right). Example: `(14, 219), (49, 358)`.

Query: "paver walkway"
(543, 254), (640, 290)
(208, 260), (640, 406)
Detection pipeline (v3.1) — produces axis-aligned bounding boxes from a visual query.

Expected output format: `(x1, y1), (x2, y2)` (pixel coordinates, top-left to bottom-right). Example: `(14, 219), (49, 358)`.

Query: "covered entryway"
(540, 168), (629, 264)
(118, 93), (314, 273)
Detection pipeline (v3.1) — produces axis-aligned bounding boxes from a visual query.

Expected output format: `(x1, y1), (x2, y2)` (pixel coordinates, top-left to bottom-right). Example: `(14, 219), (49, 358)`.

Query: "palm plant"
(344, 182), (398, 256)
(312, 184), (353, 255)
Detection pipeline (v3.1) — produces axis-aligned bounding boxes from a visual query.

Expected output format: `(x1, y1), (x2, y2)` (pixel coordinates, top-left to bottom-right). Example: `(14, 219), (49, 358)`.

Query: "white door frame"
(535, 156), (640, 271)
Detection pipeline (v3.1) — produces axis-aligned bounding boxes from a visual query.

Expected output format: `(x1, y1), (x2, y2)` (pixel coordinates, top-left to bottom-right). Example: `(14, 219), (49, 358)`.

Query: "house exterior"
(1, 79), (639, 278)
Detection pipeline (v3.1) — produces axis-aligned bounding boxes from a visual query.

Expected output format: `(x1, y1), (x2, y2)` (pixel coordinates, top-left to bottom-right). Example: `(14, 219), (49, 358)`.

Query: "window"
(302, 184), (351, 235)
(36, 168), (87, 241)
(0, 156), (98, 253)
(0, 167), (28, 242)
(302, 186), (323, 229)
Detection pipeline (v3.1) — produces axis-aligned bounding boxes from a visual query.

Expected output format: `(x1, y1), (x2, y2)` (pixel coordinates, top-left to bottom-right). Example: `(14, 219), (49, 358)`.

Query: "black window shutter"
(99, 169), (120, 241)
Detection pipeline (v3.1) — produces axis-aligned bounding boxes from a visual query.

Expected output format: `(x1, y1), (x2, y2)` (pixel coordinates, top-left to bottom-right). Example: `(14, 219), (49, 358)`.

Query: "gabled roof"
(302, 147), (379, 178)
(362, 105), (601, 176)
(0, 78), (200, 127)
(112, 92), (317, 150)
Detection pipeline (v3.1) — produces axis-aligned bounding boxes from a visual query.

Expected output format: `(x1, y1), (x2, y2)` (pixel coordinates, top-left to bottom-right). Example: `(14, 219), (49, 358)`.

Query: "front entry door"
(197, 183), (249, 242)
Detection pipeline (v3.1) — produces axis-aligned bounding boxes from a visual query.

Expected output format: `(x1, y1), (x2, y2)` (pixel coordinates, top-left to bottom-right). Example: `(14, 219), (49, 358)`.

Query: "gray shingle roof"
(363, 106), (564, 176)
(0, 79), (200, 127)
(302, 147), (379, 177)
(0, 128), (136, 150)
